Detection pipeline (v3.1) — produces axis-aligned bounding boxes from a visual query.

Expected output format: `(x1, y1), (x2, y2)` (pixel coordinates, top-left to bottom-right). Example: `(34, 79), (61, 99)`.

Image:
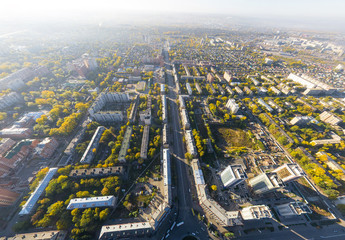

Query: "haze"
(1, 0), (345, 32)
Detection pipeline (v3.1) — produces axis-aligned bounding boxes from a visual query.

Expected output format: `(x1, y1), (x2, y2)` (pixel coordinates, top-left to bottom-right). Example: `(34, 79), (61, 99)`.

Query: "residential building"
(67, 196), (116, 210)
(311, 131), (342, 146)
(19, 168), (58, 215)
(186, 82), (192, 95)
(80, 126), (105, 164)
(290, 116), (318, 126)
(0, 138), (16, 157)
(7, 230), (67, 240)
(99, 222), (152, 239)
(140, 125), (150, 160)
(257, 98), (273, 112)
(0, 187), (20, 206)
(163, 149), (172, 206)
(223, 70), (232, 82)
(185, 130), (197, 157)
(181, 109), (190, 130)
(69, 166), (124, 178)
(270, 86), (281, 95)
(0, 127), (32, 139)
(118, 126), (132, 163)
(0, 92), (23, 110)
(195, 82), (202, 94)
(162, 95), (167, 124)
(191, 159), (243, 226)
(234, 86), (243, 96)
(226, 99), (239, 114)
(220, 165), (247, 188)
(35, 138), (59, 158)
(207, 73), (215, 83)
(0, 68), (33, 91)
(319, 111), (342, 125)
(139, 109), (151, 125)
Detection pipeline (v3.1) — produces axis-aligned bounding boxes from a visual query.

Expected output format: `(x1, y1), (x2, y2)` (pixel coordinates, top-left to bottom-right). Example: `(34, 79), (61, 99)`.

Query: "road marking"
(320, 233), (345, 239)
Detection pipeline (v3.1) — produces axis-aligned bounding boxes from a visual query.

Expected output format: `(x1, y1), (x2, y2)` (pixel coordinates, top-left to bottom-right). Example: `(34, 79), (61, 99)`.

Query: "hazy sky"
(1, 0), (345, 23)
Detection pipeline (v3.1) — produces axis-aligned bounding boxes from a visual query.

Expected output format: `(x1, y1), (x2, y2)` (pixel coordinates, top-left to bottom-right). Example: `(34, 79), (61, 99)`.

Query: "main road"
(161, 50), (210, 240)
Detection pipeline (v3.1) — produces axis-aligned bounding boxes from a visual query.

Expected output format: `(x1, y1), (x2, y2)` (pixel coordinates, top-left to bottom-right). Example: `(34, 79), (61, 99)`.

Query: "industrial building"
(19, 168), (58, 215)
(80, 126), (105, 164)
(220, 165), (247, 188)
(67, 196), (116, 210)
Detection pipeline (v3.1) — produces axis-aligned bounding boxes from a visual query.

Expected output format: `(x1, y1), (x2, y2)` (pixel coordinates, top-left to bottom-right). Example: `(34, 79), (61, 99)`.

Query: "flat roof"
(67, 195), (116, 210)
(19, 168), (58, 215)
(99, 222), (152, 237)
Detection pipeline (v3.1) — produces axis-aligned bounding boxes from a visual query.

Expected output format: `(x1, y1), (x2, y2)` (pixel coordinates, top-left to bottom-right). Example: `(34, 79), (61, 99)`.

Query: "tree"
(99, 208), (109, 221)
(224, 232), (235, 239)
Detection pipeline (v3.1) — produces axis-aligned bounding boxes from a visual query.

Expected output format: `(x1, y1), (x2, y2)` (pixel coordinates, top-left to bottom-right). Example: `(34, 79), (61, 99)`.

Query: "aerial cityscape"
(1, 0), (345, 240)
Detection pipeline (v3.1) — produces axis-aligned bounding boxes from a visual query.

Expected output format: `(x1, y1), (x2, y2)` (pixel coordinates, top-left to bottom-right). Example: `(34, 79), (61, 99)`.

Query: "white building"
(185, 130), (197, 156)
(272, 164), (303, 182)
(257, 98), (273, 112)
(67, 195), (116, 210)
(80, 126), (105, 164)
(319, 111), (342, 125)
(241, 205), (272, 220)
(249, 173), (284, 195)
(186, 82), (193, 95)
(19, 168), (58, 215)
(220, 165), (247, 188)
(0, 92), (23, 110)
(226, 99), (239, 114)
(181, 109), (190, 130)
